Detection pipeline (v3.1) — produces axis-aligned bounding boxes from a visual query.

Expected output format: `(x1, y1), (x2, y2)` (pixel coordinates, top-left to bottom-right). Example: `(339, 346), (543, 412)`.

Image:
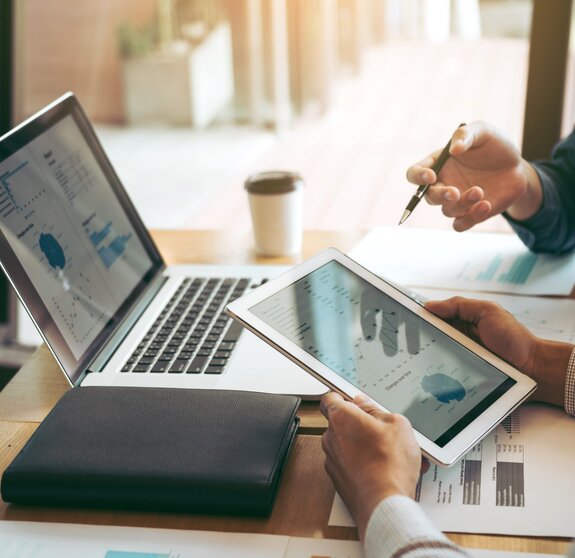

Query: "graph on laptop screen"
(0, 114), (153, 358)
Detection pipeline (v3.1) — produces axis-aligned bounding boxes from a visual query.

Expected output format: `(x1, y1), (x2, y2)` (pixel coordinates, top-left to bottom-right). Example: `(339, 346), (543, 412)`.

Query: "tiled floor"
(98, 37), (528, 233)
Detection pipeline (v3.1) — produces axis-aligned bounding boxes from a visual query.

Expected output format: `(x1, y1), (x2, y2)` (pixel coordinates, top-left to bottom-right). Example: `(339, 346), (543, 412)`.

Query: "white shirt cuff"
(565, 346), (575, 416)
(364, 495), (468, 558)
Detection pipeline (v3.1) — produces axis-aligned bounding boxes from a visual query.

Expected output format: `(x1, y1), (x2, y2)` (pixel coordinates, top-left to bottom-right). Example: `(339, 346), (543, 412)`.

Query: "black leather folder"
(1, 386), (300, 516)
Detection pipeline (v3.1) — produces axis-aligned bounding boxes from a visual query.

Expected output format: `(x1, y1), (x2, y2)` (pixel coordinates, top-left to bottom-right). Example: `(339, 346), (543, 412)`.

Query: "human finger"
(439, 186), (484, 218)
(425, 296), (500, 325)
(353, 394), (389, 421)
(451, 201), (492, 231)
(407, 124), (474, 180)
(449, 121), (493, 156)
(321, 428), (335, 456)
(320, 391), (345, 419)
(405, 159), (437, 185)
(424, 185), (461, 205)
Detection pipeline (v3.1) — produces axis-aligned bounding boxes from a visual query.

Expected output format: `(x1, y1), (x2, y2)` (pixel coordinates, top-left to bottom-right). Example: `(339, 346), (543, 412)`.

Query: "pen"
(398, 123), (466, 225)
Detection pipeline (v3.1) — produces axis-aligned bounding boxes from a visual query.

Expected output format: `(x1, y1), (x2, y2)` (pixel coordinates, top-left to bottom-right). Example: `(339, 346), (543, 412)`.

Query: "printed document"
(0, 521), (561, 558)
(349, 227), (575, 295)
(329, 402), (575, 537)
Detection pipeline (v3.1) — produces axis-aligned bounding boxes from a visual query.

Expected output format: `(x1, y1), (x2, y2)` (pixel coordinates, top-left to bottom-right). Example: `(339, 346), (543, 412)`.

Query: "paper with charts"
(329, 402), (575, 537)
(349, 227), (575, 295)
(0, 520), (560, 558)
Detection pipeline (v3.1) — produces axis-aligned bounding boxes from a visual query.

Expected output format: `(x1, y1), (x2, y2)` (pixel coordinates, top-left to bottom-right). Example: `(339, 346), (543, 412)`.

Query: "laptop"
(0, 92), (326, 399)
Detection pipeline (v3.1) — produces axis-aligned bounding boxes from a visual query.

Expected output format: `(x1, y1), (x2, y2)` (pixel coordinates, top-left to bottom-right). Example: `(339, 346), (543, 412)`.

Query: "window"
(14, 0), (534, 232)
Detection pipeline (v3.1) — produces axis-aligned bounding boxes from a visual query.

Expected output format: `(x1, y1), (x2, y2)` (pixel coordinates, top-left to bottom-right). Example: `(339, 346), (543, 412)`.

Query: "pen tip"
(399, 210), (410, 225)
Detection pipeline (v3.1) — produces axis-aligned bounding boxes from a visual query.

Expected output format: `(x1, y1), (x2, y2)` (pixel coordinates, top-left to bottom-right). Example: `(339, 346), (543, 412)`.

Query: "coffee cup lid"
(244, 171), (304, 194)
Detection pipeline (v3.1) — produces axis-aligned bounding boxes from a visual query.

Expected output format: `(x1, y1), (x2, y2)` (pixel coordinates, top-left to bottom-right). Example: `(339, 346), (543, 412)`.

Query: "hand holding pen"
(403, 121), (536, 232)
(399, 123), (466, 225)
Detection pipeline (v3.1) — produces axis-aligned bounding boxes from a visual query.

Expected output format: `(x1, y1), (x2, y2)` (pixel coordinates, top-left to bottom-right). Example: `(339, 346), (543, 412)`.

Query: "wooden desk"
(0, 230), (569, 554)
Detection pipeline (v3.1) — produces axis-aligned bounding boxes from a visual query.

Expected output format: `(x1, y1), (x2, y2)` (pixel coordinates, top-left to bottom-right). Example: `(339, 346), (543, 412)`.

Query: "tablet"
(226, 248), (537, 467)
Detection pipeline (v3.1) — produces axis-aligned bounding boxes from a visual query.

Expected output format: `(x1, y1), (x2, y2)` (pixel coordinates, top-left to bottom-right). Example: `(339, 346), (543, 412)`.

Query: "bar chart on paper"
(475, 253), (537, 285)
(496, 444), (525, 507)
(349, 227), (575, 295)
(330, 403), (575, 537)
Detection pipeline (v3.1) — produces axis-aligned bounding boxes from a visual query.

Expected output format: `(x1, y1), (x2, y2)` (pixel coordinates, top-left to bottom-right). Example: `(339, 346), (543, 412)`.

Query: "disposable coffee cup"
(245, 171), (304, 257)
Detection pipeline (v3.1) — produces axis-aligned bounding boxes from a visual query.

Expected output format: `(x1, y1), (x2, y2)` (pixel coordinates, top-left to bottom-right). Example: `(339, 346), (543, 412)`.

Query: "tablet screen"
(250, 260), (516, 447)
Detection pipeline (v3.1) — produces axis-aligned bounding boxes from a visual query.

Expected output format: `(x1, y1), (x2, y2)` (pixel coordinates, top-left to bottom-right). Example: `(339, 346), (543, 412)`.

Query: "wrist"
(354, 480), (415, 541)
(528, 339), (572, 407)
(506, 160), (543, 221)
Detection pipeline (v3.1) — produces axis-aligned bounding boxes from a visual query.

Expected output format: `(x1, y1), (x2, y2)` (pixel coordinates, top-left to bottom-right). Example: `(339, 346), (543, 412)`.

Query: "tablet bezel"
(226, 247), (537, 467)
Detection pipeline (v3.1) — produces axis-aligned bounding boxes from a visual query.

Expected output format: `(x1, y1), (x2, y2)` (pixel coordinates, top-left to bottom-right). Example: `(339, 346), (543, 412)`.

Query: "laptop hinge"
(86, 274), (168, 373)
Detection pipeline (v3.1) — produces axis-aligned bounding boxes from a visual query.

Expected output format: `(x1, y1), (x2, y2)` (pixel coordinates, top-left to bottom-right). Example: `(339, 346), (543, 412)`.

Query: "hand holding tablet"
(226, 248), (536, 466)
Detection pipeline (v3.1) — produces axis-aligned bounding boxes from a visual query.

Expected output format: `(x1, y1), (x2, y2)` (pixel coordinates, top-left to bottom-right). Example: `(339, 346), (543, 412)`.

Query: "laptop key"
(151, 361), (169, 373)
(223, 321), (244, 342)
(186, 356), (208, 373)
(210, 358), (227, 367)
(126, 276), (248, 376)
(168, 359), (188, 373)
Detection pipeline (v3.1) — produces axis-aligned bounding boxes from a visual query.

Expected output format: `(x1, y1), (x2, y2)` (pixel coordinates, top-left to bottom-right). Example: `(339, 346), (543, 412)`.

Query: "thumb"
(353, 394), (388, 421)
(425, 299), (458, 320)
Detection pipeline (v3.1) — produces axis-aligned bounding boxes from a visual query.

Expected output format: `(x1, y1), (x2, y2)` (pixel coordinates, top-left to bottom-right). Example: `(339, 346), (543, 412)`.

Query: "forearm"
(505, 159), (543, 222)
(505, 129), (575, 254)
(364, 496), (469, 558)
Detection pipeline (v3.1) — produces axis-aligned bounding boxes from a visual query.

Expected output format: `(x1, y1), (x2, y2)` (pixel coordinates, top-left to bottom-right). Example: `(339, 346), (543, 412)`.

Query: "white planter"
(122, 22), (234, 127)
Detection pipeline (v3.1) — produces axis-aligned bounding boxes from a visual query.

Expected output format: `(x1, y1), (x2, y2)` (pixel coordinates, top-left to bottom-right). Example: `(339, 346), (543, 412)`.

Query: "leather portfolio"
(1, 386), (300, 516)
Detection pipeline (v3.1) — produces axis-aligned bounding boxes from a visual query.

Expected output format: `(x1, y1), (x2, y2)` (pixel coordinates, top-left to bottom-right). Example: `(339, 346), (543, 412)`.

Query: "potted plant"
(119, 0), (234, 127)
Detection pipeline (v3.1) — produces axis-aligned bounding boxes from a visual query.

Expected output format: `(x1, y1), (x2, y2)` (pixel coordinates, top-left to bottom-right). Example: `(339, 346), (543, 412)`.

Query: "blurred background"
(14, 0), (541, 231)
(2, 0), (575, 362)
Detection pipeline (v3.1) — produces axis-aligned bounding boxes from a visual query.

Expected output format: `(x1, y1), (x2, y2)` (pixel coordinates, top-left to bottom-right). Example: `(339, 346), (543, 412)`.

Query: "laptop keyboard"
(121, 277), (256, 375)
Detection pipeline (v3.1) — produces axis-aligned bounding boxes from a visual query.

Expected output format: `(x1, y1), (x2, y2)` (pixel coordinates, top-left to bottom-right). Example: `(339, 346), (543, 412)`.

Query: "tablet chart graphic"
(252, 260), (515, 443)
(258, 263), (435, 390)
(422, 373), (466, 404)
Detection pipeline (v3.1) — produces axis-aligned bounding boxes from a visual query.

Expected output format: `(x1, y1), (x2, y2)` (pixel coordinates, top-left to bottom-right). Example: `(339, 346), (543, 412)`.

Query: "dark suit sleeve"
(504, 129), (575, 254)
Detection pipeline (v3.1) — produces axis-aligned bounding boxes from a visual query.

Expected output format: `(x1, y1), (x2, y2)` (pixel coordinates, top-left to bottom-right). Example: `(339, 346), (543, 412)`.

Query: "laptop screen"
(0, 93), (163, 384)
